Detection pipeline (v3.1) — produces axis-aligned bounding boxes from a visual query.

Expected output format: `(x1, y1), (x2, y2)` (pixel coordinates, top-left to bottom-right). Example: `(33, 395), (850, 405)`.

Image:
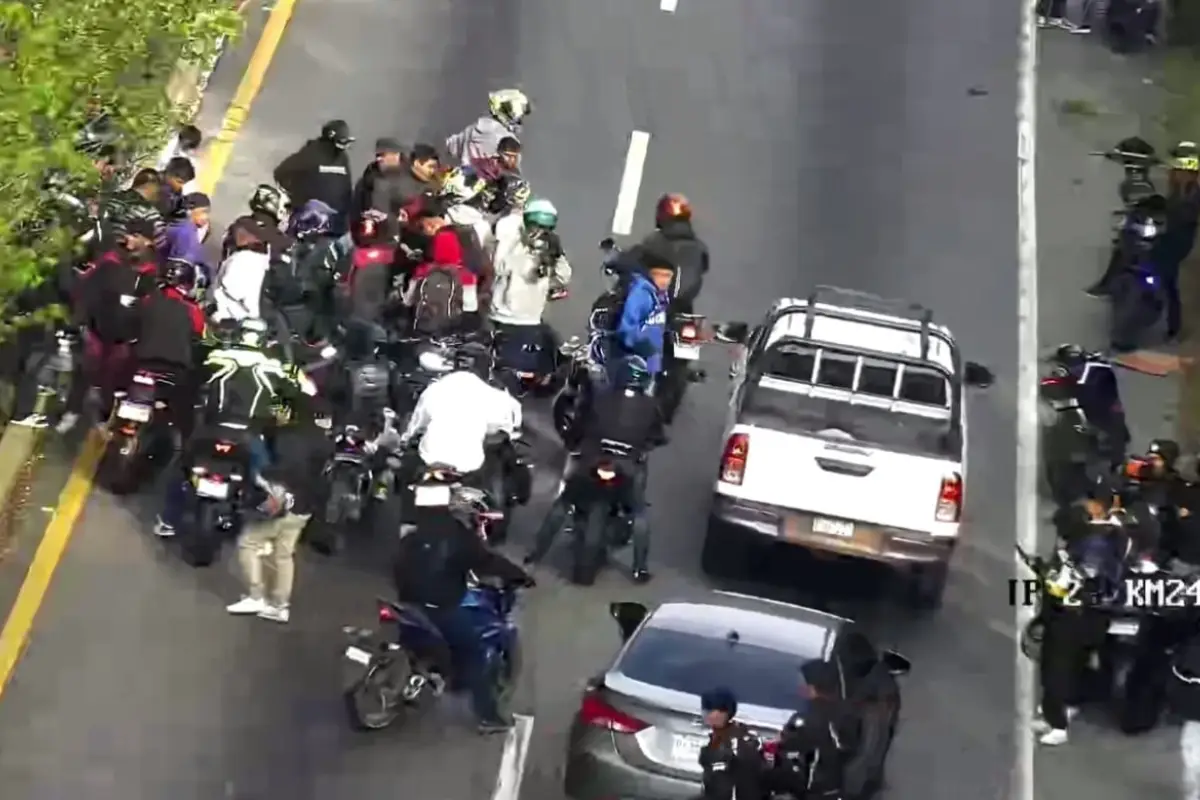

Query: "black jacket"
(134, 287), (205, 368)
(578, 388), (662, 464)
(76, 250), (157, 344)
(353, 163), (424, 220)
(222, 212), (294, 262)
(1171, 636), (1200, 721)
(771, 701), (851, 795)
(392, 514), (529, 608)
(629, 220), (709, 311)
(250, 434), (327, 516)
(698, 722), (765, 800)
(274, 139), (354, 217)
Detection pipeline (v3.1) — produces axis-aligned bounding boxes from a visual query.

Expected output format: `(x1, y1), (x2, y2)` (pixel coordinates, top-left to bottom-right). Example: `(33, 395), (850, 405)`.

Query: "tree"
(0, 0), (241, 334)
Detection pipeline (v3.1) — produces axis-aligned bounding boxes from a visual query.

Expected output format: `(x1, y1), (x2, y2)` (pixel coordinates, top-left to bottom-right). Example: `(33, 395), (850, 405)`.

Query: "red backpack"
(343, 245), (394, 289)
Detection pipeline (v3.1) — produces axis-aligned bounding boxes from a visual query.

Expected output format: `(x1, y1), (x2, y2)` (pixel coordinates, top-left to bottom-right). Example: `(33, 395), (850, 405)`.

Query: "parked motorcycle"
(97, 368), (176, 494)
(181, 423), (251, 567)
(314, 417), (403, 554)
(1108, 199), (1167, 350)
(572, 440), (642, 586)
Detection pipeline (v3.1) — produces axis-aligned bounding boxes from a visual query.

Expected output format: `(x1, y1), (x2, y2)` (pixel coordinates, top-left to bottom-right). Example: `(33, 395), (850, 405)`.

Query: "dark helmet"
(618, 356), (653, 394)
(699, 686), (737, 718)
(1148, 439), (1181, 469)
(1039, 364), (1076, 405)
(249, 184), (288, 222)
(454, 341), (493, 380)
(321, 119), (354, 148)
(288, 199), (335, 240)
(654, 192), (692, 227)
(1051, 343), (1086, 368)
(160, 258), (196, 291)
(212, 317), (241, 346)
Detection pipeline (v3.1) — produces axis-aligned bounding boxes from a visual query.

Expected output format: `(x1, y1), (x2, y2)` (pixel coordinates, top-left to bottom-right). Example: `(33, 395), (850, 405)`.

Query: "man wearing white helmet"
(445, 89), (531, 166)
(490, 197), (571, 375)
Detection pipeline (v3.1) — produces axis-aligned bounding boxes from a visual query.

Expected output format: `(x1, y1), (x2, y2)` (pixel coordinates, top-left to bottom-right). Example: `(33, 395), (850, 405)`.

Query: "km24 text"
(1008, 576), (1200, 609)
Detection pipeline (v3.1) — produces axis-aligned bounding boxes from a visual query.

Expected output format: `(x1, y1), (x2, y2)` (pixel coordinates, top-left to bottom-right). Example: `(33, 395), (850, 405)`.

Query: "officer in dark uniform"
(770, 659), (851, 799)
(697, 687), (765, 800)
(273, 120), (355, 233)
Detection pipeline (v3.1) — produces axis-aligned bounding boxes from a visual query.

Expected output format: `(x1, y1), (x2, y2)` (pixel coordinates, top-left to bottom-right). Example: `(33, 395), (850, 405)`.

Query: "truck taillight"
(935, 473), (962, 523)
(720, 434), (749, 485)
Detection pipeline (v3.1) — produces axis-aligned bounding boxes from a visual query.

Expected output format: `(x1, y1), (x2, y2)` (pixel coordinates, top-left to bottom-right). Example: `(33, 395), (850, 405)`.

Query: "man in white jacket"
(489, 198), (571, 375)
(212, 247), (270, 322)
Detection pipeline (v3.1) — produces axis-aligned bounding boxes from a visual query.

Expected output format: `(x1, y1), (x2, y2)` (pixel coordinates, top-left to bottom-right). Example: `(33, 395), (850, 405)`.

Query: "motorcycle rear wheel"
(184, 502), (222, 567)
(99, 432), (142, 495)
(572, 503), (611, 586)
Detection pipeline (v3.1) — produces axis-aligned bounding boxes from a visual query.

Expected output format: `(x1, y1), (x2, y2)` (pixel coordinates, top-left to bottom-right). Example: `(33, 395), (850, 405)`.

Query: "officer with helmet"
(273, 120), (355, 233)
(524, 357), (663, 583)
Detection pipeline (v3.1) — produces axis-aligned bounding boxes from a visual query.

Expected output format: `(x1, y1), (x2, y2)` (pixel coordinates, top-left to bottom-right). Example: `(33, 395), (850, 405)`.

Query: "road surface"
(0, 0), (1020, 798)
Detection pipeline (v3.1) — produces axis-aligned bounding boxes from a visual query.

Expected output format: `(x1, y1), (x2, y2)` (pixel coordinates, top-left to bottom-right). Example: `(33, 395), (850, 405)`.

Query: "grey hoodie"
(445, 116), (520, 165)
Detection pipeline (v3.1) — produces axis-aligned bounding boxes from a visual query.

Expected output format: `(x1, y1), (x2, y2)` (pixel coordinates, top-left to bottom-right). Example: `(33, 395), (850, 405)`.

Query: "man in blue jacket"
(612, 257), (674, 386)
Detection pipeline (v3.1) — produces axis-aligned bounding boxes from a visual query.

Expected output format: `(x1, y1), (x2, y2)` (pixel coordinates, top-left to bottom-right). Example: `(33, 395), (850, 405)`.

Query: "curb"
(0, 2), (252, 520)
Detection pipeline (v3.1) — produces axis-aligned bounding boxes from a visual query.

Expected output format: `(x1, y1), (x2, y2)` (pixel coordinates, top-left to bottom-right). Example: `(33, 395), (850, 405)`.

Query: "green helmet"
(523, 197), (558, 230)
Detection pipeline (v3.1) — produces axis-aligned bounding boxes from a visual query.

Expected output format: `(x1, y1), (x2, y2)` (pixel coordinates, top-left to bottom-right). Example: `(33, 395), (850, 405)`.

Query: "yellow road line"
(0, 0), (300, 701)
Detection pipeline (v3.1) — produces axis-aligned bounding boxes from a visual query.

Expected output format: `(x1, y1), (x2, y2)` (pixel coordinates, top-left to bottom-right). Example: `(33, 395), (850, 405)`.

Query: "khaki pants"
(237, 513), (311, 607)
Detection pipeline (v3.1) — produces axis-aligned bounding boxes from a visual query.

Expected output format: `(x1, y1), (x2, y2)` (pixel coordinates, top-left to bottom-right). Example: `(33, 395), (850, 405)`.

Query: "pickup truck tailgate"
(724, 425), (959, 534)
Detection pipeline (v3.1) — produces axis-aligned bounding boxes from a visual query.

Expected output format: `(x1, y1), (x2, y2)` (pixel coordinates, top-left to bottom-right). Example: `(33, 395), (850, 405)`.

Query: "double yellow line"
(0, 0), (300, 700)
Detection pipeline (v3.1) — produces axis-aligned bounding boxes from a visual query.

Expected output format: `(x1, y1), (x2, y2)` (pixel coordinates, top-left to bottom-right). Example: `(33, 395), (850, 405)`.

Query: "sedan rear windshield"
(618, 627), (810, 712)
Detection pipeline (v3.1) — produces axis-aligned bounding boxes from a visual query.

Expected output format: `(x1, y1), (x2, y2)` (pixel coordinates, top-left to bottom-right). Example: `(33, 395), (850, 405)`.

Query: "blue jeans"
(423, 604), (501, 723)
(161, 434), (271, 528)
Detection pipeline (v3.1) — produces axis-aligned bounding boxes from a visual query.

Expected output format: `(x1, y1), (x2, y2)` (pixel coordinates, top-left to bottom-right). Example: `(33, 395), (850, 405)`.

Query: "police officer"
(696, 687), (764, 800)
(273, 120), (355, 233)
(523, 358), (663, 583)
(770, 659), (851, 799)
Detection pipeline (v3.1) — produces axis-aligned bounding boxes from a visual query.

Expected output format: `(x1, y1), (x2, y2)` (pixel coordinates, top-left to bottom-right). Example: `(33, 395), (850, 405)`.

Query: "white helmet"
(488, 89), (531, 130)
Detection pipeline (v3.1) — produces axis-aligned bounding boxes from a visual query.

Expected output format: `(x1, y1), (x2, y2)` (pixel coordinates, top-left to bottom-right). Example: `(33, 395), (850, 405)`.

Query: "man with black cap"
(697, 686), (766, 800)
(353, 137), (410, 232)
(273, 119), (355, 233)
(770, 659), (850, 799)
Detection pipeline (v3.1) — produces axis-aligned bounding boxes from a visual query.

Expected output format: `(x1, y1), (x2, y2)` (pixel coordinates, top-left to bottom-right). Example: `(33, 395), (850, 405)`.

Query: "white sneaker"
(226, 596), (267, 615)
(153, 517), (176, 538)
(257, 604), (290, 623)
(11, 413), (47, 428)
(54, 412), (79, 434)
(1039, 728), (1068, 745)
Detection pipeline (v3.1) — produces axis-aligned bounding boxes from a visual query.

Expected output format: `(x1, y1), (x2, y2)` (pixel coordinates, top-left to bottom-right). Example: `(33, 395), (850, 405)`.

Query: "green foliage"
(0, 0), (242, 327)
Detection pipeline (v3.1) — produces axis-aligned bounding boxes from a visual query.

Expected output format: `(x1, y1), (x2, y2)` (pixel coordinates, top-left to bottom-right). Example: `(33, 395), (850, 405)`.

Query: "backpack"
(345, 245), (394, 288)
(411, 265), (465, 335)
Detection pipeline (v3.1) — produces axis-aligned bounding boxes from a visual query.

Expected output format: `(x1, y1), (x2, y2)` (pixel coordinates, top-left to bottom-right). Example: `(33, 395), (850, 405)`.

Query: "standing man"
(274, 119), (355, 234)
(225, 444), (322, 623)
(353, 137), (408, 227)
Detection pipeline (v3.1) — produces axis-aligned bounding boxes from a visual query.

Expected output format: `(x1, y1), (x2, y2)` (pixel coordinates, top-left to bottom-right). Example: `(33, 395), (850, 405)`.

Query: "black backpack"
(411, 265), (465, 335)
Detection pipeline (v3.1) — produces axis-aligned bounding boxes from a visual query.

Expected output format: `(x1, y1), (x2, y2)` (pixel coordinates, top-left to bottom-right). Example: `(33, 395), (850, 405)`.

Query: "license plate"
(195, 478), (229, 499)
(116, 401), (152, 422)
(813, 517), (854, 537)
(345, 646), (372, 666)
(1108, 619), (1139, 636)
(673, 340), (701, 360)
(413, 484), (451, 506)
(671, 733), (705, 763)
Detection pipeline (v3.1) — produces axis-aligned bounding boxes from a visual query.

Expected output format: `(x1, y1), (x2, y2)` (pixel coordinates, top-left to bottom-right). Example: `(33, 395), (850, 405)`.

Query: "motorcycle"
(493, 324), (574, 399)
(97, 368), (177, 494)
(181, 423), (251, 567)
(658, 313), (708, 424)
(342, 578), (523, 731)
(571, 440), (642, 586)
(1109, 234), (1165, 352)
(390, 335), (458, 418)
(1039, 367), (1112, 505)
(315, 417), (403, 554)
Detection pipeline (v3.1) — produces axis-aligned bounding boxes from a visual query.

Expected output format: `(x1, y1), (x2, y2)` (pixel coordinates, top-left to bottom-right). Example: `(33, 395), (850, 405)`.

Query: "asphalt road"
(0, 0), (1021, 798)
(1032, 34), (1179, 797)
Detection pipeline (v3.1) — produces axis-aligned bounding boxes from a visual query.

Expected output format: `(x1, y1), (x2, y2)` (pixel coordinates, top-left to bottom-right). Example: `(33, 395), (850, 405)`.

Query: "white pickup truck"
(703, 287), (994, 608)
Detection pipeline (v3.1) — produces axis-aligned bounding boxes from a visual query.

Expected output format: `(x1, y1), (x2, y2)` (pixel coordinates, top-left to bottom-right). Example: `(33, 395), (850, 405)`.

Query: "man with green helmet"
(489, 196), (572, 375)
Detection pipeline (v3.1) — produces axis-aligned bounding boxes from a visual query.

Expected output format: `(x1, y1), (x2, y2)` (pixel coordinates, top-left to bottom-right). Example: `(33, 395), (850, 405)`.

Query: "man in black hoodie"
(273, 120), (355, 234)
(696, 687), (765, 800)
(770, 659), (851, 799)
(626, 192), (710, 313)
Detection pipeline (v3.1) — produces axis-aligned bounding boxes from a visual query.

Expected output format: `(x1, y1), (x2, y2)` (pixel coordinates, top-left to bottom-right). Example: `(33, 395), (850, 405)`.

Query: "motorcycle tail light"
(378, 603), (399, 622)
(680, 324), (698, 341)
(935, 473), (963, 523)
(596, 463), (617, 482)
(191, 466), (207, 476)
(214, 442), (235, 455)
(720, 433), (749, 485)
(132, 373), (156, 386)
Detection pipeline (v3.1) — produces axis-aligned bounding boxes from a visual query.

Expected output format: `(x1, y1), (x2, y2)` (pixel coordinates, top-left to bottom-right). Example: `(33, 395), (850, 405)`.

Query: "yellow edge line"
(0, 0), (300, 701)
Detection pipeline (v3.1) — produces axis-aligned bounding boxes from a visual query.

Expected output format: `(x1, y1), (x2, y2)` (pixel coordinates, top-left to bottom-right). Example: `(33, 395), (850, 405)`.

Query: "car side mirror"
(599, 237), (616, 252)
(609, 601), (648, 642)
(881, 649), (911, 676)
(964, 361), (994, 388)
(713, 322), (750, 345)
